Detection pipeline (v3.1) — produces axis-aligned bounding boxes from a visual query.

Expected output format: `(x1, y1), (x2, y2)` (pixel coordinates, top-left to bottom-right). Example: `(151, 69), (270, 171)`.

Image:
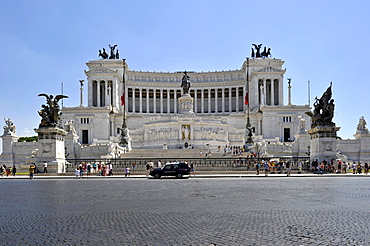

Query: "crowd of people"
(74, 162), (114, 178)
(311, 159), (369, 175)
(0, 164), (17, 177)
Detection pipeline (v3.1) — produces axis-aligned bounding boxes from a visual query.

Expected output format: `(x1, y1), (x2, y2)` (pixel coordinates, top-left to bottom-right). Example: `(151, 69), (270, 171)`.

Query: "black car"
(150, 162), (190, 179)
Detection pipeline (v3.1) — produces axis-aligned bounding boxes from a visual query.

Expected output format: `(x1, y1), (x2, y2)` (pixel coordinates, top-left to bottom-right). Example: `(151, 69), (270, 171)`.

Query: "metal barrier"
(66, 157), (311, 174)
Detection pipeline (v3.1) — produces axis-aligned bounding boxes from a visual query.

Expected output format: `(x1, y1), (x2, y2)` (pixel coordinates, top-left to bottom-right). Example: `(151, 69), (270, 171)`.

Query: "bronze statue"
(109, 44), (117, 59)
(181, 71), (191, 94)
(305, 84), (335, 128)
(99, 48), (108, 59)
(251, 44), (271, 58)
(38, 94), (68, 128)
(252, 44), (262, 57)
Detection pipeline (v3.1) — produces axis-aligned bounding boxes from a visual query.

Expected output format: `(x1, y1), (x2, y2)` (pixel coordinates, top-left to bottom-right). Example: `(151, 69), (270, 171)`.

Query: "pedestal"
(178, 94), (194, 114)
(308, 126), (340, 163)
(0, 133), (19, 167)
(34, 127), (68, 173)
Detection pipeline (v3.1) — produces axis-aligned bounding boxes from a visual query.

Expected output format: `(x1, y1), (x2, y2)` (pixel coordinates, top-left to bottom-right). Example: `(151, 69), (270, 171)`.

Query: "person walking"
(29, 164), (35, 180)
(190, 162), (195, 177)
(364, 163), (369, 175)
(264, 161), (269, 176)
(286, 162), (292, 176)
(256, 162), (260, 175)
(43, 161), (48, 173)
(11, 165), (17, 177)
(125, 167), (130, 177)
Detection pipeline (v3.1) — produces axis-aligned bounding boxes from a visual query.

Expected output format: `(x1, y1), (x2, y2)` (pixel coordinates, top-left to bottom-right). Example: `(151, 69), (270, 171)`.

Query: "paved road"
(1, 177), (369, 245)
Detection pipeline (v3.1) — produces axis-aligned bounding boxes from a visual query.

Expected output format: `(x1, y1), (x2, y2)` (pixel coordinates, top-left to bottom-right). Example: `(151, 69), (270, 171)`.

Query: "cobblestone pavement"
(1, 177), (370, 245)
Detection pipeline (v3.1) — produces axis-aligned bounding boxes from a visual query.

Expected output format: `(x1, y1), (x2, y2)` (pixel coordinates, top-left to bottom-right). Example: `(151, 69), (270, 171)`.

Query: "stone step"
(121, 149), (231, 158)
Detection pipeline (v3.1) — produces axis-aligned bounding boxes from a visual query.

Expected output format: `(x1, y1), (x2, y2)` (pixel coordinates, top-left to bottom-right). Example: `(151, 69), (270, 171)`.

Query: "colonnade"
(126, 87), (245, 114)
(91, 80), (118, 107)
(258, 79), (280, 106)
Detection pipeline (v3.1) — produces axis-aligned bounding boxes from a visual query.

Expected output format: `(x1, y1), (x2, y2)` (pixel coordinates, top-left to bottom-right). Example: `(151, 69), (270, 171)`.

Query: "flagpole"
(245, 57), (254, 145)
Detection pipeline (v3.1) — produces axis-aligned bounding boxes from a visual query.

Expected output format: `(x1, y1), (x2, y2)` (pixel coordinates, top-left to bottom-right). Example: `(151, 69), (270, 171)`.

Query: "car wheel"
(154, 174), (161, 179)
(176, 173), (182, 178)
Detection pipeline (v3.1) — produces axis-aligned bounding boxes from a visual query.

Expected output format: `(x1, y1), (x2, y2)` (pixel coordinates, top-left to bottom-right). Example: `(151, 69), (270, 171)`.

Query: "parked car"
(150, 162), (190, 179)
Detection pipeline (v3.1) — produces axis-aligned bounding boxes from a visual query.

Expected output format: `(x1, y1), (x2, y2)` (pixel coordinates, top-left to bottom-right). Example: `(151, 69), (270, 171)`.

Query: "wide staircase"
(121, 148), (240, 159)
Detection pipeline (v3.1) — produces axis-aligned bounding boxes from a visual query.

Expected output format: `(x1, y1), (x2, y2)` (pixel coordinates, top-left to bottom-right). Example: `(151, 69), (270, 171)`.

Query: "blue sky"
(1, 0), (369, 145)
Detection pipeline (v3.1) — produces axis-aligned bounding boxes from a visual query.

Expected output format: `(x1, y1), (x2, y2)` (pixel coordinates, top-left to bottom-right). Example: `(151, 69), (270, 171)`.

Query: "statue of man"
(181, 71), (191, 94)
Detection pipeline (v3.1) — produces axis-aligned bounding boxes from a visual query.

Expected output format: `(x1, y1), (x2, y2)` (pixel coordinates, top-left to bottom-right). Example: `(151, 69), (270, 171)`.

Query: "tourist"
(5, 166), (11, 177)
(190, 162), (195, 177)
(364, 163), (369, 175)
(132, 162), (136, 172)
(125, 167), (130, 177)
(11, 165), (17, 177)
(108, 163), (113, 176)
(264, 161), (269, 176)
(352, 162), (356, 174)
(199, 151), (203, 157)
(29, 164), (35, 180)
(256, 162), (260, 175)
(342, 162), (348, 173)
(357, 163), (362, 174)
(86, 163), (91, 177)
(157, 160), (162, 169)
(43, 161), (48, 173)
(75, 167), (80, 178)
(146, 162), (151, 176)
(92, 162), (97, 173)
(286, 162), (292, 176)
(337, 161), (342, 173)
(0, 165), (4, 177)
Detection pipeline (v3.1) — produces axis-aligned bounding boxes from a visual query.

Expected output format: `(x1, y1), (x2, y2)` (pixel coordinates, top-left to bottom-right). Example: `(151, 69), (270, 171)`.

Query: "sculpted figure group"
(305, 84), (335, 128)
(99, 44), (119, 59)
(38, 94), (68, 128)
(251, 44), (271, 58)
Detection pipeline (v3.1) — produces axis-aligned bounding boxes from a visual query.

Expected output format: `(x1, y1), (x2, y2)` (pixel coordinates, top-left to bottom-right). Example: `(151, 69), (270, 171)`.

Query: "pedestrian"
(352, 162), (356, 174)
(298, 160), (303, 174)
(132, 162), (136, 172)
(199, 151), (203, 157)
(86, 163), (91, 177)
(286, 162), (292, 176)
(364, 163), (368, 175)
(342, 162), (347, 173)
(256, 162), (260, 175)
(29, 164), (35, 180)
(190, 162), (195, 177)
(108, 163), (113, 176)
(0, 165), (4, 177)
(125, 166), (130, 177)
(12, 165), (17, 177)
(5, 166), (11, 177)
(157, 160), (162, 169)
(146, 162), (151, 176)
(43, 161), (48, 173)
(75, 167), (80, 178)
(93, 162), (97, 173)
(264, 161), (269, 176)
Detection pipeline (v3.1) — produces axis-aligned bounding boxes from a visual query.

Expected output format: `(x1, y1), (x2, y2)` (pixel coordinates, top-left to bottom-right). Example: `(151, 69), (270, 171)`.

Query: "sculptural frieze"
(38, 93), (68, 128)
(305, 84), (335, 128)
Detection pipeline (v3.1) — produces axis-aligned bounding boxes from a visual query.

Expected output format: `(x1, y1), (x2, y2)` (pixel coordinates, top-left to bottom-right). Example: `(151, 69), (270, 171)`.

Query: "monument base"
(308, 126), (340, 163)
(178, 94), (194, 114)
(34, 127), (68, 173)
